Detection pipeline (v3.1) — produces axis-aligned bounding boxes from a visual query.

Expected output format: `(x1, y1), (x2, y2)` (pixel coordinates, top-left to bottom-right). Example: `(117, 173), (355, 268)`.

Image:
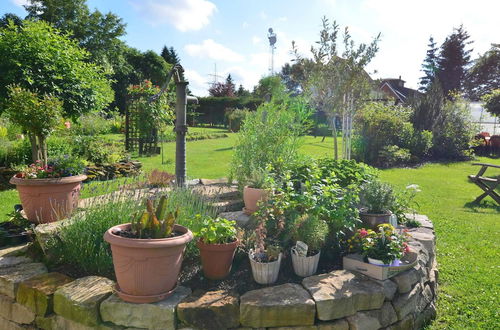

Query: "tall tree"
(0, 13), (23, 28)
(236, 84), (250, 97)
(0, 20), (113, 119)
(418, 36), (439, 92)
(465, 44), (500, 100)
(24, 0), (126, 65)
(437, 25), (473, 96)
(161, 46), (180, 65)
(225, 74), (236, 96)
(293, 17), (380, 159)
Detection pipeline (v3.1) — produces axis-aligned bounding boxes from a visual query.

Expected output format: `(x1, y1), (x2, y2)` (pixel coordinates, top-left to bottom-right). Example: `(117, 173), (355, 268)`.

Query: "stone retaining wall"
(0, 214), (437, 330)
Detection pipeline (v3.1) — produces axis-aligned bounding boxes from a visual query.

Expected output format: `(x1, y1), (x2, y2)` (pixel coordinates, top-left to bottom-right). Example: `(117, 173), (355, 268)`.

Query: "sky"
(2, 0), (499, 96)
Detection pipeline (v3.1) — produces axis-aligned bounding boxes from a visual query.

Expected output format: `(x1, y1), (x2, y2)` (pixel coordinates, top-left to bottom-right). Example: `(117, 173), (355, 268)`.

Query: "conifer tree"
(418, 36), (439, 92)
(437, 25), (473, 96)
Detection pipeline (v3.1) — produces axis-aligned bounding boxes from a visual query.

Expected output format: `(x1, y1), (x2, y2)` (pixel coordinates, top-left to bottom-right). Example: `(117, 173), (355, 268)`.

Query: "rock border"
(0, 214), (437, 330)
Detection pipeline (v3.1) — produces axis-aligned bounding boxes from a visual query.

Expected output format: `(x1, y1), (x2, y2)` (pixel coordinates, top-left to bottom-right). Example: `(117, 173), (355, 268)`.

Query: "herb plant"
(359, 180), (397, 214)
(294, 215), (329, 253)
(196, 216), (237, 244)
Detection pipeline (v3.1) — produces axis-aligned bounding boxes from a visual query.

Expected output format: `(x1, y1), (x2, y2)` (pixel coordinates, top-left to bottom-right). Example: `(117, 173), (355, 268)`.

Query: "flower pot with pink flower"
(4, 87), (86, 223)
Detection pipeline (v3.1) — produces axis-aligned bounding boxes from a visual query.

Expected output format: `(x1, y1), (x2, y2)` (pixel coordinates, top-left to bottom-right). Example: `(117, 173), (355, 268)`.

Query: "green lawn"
(1, 129), (499, 328)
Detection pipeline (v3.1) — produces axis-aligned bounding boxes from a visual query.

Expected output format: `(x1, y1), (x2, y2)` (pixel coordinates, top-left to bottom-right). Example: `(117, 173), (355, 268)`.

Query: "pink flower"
(64, 121), (71, 129)
(359, 229), (368, 237)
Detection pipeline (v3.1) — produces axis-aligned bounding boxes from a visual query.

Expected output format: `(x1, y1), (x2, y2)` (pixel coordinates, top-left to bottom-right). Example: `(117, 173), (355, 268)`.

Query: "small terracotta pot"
(10, 175), (87, 224)
(197, 238), (239, 280)
(359, 210), (392, 230)
(104, 223), (193, 303)
(243, 186), (267, 215)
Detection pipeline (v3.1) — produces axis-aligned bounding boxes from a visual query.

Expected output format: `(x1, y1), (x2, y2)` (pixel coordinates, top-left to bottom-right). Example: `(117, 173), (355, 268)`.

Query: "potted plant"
(104, 196), (193, 303)
(5, 86), (87, 223)
(359, 180), (396, 229)
(196, 216), (239, 280)
(291, 215), (329, 277)
(243, 168), (270, 215)
(247, 204), (283, 284)
(347, 224), (409, 266)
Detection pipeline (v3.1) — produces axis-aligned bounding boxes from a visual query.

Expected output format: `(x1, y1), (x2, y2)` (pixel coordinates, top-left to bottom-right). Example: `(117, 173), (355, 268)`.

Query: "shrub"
(73, 112), (117, 136)
(353, 102), (434, 166)
(431, 96), (477, 159)
(226, 108), (250, 132)
(294, 215), (329, 253)
(359, 180), (397, 214)
(230, 93), (312, 188)
(377, 145), (412, 168)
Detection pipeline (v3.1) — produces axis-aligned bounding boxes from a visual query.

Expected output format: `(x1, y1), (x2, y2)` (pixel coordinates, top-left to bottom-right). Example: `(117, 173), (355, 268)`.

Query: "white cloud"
(11, 0), (28, 7)
(184, 69), (208, 96)
(259, 11), (268, 20)
(277, 16), (288, 22)
(130, 0), (217, 31)
(185, 39), (245, 62)
(242, 21), (249, 28)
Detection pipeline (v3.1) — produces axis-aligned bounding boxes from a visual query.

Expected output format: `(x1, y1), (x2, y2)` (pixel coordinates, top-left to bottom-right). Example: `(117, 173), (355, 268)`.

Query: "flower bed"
(0, 213), (437, 330)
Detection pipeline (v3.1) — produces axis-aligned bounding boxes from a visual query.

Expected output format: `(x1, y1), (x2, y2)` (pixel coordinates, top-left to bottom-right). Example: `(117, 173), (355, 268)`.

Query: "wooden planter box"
(343, 251), (418, 280)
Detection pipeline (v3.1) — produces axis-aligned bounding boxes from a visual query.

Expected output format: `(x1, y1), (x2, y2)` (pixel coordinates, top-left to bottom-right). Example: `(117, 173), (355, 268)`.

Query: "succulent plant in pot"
(103, 195), (193, 303)
(195, 215), (239, 280)
(291, 214), (329, 277)
(359, 180), (397, 229)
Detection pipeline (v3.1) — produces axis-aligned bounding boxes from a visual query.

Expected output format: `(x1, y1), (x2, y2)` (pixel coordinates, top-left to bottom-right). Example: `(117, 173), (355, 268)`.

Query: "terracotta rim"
(104, 223), (193, 248)
(196, 238), (239, 251)
(9, 174), (87, 186)
(115, 283), (178, 304)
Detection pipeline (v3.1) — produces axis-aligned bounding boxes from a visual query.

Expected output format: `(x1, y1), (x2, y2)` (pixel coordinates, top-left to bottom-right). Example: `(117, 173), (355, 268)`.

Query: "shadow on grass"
(463, 200), (500, 213)
(305, 142), (333, 150)
(215, 147), (233, 152)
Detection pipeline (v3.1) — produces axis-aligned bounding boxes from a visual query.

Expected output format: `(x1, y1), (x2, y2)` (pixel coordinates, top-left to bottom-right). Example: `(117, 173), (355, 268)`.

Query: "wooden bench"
(468, 163), (500, 205)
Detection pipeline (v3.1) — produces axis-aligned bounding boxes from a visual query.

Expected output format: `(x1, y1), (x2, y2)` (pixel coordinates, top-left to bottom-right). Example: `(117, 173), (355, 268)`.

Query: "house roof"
(379, 78), (420, 103)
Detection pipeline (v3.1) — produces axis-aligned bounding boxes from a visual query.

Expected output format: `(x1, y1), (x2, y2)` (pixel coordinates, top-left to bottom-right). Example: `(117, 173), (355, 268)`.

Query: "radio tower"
(268, 28), (277, 75)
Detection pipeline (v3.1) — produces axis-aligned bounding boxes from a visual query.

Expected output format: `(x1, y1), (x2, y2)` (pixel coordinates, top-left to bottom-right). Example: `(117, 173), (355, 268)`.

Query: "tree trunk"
(28, 133), (38, 164)
(332, 117), (338, 160)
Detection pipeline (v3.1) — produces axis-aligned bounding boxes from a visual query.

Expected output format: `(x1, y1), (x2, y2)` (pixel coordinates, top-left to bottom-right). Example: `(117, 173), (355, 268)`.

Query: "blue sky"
(2, 0), (499, 96)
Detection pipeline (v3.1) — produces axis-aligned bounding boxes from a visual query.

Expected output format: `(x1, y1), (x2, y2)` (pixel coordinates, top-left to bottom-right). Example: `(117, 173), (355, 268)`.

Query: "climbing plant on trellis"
(125, 80), (174, 155)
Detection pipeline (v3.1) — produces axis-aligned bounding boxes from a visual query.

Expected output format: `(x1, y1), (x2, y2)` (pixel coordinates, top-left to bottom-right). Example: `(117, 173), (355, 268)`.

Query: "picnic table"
(468, 163), (500, 205)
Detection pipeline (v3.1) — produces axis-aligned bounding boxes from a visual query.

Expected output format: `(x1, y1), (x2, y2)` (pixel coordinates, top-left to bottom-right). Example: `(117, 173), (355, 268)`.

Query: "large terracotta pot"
(359, 210), (392, 230)
(243, 186), (267, 215)
(197, 238), (239, 280)
(104, 223), (193, 303)
(10, 175), (87, 224)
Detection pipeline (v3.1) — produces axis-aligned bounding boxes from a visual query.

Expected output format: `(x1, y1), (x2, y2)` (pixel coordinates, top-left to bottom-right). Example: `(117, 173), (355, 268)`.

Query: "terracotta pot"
(197, 238), (239, 280)
(9, 175), (87, 224)
(104, 223), (193, 303)
(248, 250), (282, 284)
(243, 186), (267, 215)
(359, 210), (392, 230)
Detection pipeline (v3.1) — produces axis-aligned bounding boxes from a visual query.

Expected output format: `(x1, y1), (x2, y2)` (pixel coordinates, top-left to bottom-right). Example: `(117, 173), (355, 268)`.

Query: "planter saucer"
(115, 283), (178, 304)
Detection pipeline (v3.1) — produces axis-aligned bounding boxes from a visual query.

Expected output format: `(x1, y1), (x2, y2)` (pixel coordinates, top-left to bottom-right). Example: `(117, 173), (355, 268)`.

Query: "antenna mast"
(268, 28), (277, 75)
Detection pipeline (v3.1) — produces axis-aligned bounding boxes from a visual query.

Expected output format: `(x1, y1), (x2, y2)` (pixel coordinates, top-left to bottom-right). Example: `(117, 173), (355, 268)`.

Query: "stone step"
(100, 286), (191, 329)
(177, 289), (239, 330)
(53, 276), (114, 327)
(302, 270), (385, 321)
(17, 272), (74, 316)
(0, 262), (47, 298)
(217, 211), (252, 228)
(240, 283), (316, 328)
